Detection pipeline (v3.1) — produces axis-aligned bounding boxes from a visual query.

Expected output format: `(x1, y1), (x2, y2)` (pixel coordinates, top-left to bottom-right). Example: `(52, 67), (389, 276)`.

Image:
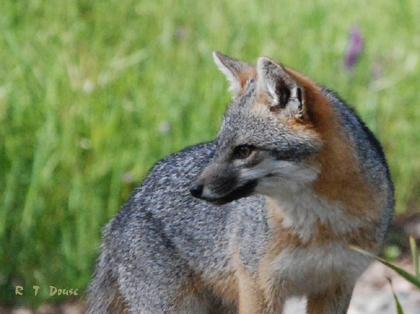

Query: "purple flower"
(344, 25), (364, 70)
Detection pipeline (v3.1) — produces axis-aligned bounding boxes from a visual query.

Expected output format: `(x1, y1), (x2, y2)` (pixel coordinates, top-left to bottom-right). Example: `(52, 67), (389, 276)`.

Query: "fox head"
(190, 52), (325, 205)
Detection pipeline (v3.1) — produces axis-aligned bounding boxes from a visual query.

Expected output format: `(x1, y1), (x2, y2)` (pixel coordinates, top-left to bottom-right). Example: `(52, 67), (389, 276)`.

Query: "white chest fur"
(273, 190), (366, 243)
(271, 243), (371, 296)
(265, 192), (372, 297)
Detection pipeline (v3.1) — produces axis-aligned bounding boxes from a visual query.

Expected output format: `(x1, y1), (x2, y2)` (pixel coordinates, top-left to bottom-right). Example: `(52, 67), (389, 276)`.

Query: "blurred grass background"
(0, 0), (419, 306)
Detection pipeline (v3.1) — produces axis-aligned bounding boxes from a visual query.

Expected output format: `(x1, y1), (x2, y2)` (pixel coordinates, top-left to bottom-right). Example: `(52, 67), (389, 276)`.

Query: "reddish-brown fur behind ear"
(237, 69), (257, 95)
(286, 68), (385, 226)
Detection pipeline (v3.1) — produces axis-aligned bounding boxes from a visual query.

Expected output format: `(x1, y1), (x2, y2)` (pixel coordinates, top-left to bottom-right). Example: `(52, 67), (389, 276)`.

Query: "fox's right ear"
(213, 52), (256, 98)
(256, 57), (305, 119)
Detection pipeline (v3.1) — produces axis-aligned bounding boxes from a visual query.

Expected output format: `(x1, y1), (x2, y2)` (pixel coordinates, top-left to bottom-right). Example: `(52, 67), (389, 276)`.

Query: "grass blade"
(350, 246), (420, 289)
(409, 236), (419, 279)
(388, 278), (405, 314)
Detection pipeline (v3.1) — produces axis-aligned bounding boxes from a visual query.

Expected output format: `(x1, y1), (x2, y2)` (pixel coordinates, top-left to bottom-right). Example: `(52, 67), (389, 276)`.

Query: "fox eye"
(233, 145), (255, 159)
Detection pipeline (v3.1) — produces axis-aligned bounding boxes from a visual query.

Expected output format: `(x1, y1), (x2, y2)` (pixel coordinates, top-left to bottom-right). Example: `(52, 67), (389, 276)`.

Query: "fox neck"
(267, 189), (366, 244)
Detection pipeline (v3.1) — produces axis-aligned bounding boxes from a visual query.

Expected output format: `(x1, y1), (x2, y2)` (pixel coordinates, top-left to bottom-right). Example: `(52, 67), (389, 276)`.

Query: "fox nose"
(190, 184), (204, 198)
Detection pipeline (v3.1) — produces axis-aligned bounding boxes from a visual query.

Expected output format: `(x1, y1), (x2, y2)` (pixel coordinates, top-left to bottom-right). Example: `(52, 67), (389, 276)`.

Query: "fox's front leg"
(236, 269), (265, 314)
(238, 288), (284, 314)
(236, 268), (285, 314)
(306, 284), (354, 314)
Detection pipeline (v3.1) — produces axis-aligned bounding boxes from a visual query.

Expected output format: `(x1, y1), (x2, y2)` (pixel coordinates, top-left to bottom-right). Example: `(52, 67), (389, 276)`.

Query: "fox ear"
(213, 51), (256, 97)
(256, 57), (305, 118)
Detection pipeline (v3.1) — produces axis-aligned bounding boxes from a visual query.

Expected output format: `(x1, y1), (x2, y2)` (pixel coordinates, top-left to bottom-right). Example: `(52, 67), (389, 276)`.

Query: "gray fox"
(87, 52), (394, 314)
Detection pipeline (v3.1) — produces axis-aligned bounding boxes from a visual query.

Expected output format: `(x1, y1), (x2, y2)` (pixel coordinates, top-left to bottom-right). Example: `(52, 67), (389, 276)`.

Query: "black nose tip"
(190, 184), (204, 198)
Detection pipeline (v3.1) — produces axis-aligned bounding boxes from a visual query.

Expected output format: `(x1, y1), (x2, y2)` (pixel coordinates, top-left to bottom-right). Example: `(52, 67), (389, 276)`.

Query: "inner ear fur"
(256, 57), (305, 118)
(213, 51), (256, 97)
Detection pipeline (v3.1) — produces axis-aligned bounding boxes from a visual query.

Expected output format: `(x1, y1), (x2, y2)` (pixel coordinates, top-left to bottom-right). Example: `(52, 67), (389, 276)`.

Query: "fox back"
(87, 52), (394, 314)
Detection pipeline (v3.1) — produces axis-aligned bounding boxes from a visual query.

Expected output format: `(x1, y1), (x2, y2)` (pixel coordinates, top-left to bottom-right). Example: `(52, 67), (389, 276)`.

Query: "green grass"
(352, 238), (420, 313)
(0, 0), (419, 306)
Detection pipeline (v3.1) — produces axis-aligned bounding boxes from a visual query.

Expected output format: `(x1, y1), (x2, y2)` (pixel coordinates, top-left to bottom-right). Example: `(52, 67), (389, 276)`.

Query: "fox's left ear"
(213, 51), (256, 98)
(256, 57), (305, 119)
